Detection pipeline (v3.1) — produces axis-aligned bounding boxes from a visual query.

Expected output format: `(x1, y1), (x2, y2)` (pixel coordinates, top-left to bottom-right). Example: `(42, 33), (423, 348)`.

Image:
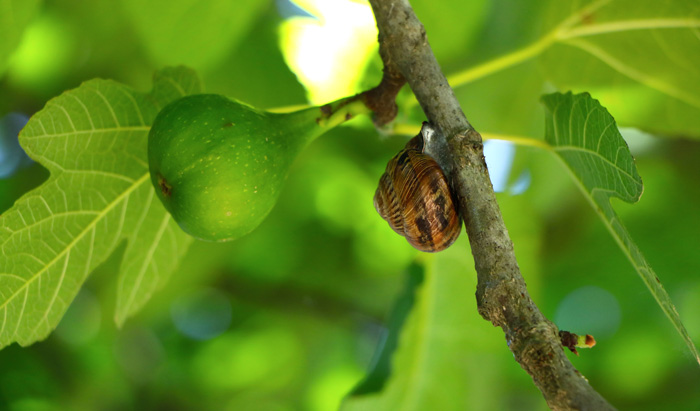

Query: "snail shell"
(374, 131), (462, 252)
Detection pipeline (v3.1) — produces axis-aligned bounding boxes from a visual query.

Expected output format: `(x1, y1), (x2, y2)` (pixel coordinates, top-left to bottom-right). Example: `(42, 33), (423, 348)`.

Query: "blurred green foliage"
(1, 0), (699, 410)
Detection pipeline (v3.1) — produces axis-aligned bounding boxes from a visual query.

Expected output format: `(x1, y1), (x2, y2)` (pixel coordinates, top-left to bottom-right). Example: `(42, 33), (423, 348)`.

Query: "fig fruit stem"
(273, 96), (372, 147)
(316, 97), (372, 130)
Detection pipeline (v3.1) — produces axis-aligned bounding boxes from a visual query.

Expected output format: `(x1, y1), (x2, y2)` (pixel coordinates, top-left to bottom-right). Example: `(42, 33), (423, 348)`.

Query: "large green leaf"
(342, 242), (510, 411)
(120, 0), (266, 70)
(541, 0), (700, 137)
(541, 91), (700, 365)
(350, 265), (424, 396)
(445, 0), (700, 138)
(342, 259), (469, 410)
(0, 0), (42, 74)
(0, 67), (200, 349)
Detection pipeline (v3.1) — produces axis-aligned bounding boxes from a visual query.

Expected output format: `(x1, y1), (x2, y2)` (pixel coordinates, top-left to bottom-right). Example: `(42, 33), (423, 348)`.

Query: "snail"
(374, 123), (462, 252)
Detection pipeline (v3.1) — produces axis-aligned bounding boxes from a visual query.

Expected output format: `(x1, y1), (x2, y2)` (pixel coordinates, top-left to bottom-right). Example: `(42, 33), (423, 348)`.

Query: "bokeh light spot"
(353, 217), (417, 275)
(313, 158), (375, 233)
(113, 327), (164, 385)
(7, 13), (75, 91)
(619, 127), (660, 156)
(484, 140), (515, 193)
(0, 113), (31, 179)
(306, 366), (363, 411)
(508, 169), (531, 195)
(171, 287), (232, 340)
(555, 286), (621, 340)
(192, 325), (302, 392)
(279, 0), (378, 104)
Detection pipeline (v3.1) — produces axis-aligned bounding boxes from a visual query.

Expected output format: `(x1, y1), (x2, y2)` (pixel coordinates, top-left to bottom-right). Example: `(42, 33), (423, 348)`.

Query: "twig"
(366, 1), (615, 409)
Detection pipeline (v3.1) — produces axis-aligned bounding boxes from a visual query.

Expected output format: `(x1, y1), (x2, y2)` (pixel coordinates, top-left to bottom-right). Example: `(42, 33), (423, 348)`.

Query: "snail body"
(374, 125), (462, 252)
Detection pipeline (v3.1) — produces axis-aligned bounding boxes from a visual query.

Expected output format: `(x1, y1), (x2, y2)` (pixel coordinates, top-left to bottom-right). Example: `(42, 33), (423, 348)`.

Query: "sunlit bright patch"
(619, 127), (659, 155)
(484, 139), (516, 193)
(508, 169), (531, 195)
(278, 0), (378, 104)
(306, 365), (364, 411)
(191, 325), (303, 392)
(7, 13), (75, 91)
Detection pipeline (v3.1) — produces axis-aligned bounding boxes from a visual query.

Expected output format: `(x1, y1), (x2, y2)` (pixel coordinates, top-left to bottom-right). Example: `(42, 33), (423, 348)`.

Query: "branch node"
(361, 66), (406, 126)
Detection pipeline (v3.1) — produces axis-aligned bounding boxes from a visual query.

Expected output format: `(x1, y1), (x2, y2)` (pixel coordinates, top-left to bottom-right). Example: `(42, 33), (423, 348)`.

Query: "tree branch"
(366, 1), (615, 409)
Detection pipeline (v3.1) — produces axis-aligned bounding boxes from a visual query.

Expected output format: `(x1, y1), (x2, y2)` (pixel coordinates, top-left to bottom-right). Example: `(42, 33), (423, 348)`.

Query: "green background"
(1, 0), (699, 410)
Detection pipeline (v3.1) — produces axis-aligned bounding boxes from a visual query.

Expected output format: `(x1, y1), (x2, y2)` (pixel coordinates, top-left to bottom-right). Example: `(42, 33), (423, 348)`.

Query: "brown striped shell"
(374, 134), (462, 252)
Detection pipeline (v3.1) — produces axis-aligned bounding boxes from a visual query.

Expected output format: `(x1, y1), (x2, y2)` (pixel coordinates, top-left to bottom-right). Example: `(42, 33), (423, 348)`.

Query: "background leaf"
(541, 0), (700, 137)
(0, 0), (42, 74)
(120, 0), (267, 70)
(410, 0), (489, 71)
(541, 91), (700, 365)
(342, 239), (519, 411)
(349, 264), (424, 396)
(0, 66), (200, 348)
(342, 253), (473, 410)
(1, 0), (699, 409)
(445, 0), (700, 140)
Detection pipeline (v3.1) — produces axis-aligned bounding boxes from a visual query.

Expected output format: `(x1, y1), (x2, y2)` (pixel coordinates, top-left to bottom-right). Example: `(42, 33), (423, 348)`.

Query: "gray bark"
(366, 1), (615, 409)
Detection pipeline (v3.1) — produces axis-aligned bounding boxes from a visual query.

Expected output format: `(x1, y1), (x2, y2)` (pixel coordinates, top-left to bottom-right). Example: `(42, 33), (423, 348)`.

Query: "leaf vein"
(31, 250), (70, 339)
(0, 174), (149, 313)
(23, 126), (150, 140)
(553, 145), (638, 182)
(94, 88), (122, 128)
(563, 38), (700, 109)
(122, 211), (171, 318)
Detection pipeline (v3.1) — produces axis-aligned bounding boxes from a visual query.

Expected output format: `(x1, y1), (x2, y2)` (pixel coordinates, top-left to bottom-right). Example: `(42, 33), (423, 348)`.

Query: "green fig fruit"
(148, 93), (364, 242)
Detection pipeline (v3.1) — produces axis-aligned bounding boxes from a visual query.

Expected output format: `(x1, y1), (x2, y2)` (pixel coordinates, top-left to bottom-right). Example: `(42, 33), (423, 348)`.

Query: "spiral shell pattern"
(374, 135), (462, 252)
